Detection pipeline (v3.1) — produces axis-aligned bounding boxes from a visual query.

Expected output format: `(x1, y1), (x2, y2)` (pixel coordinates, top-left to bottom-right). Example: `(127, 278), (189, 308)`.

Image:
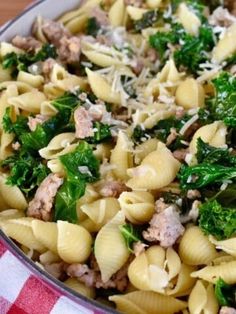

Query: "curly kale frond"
(199, 200), (236, 240)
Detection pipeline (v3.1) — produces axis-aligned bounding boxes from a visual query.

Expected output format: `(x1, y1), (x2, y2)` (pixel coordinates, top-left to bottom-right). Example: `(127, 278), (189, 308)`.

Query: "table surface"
(0, 0), (32, 27)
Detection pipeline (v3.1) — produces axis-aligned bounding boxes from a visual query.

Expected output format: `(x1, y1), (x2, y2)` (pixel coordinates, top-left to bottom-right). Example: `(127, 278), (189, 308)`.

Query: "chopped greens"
(149, 23), (215, 73)
(3, 106), (29, 136)
(215, 278), (236, 307)
(51, 91), (81, 113)
(199, 200), (236, 240)
(86, 122), (112, 144)
(86, 17), (101, 37)
(54, 142), (100, 222)
(1, 151), (49, 197)
(207, 72), (236, 120)
(134, 10), (160, 32)
(2, 44), (57, 76)
(178, 163), (236, 190)
(196, 138), (236, 166)
(119, 223), (143, 252)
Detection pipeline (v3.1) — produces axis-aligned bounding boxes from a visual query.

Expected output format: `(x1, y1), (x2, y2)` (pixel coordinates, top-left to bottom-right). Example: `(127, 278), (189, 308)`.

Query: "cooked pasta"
(1, 0), (236, 313)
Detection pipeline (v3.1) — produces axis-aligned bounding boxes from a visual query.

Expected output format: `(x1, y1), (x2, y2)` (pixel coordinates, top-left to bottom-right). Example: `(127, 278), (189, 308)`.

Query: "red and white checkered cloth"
(0, 239), (101, 314)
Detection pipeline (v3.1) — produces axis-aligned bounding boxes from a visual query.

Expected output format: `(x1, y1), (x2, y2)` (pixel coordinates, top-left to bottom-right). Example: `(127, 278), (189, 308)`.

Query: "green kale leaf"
(174, 26), (215, 74)
(196, 138), (236, 166)
(2, 106), (29, 136)
(54, 141), (100, 222)
(54, 178), (86, 223)
(51, 91), (81, 113)
(119, 223), (143, 252)
(199, 200), (236, 240)
(208, 72), (236, 120)
(215, 278), (236, 307)
(2, 44), (57, 76)
(178, 163), (236, 190)
(86, 17), (101, 37)
(1, 151), (49, 197)
(134, 10), (160, 32)
(86, 122), (112, 144)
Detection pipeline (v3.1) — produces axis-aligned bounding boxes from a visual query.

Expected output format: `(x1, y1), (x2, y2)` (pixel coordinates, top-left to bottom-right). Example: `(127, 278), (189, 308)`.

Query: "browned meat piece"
(44, 262), (66, 280)
(90, 6), (110, 26)
(220, 307), (236, 314)
(187, 189), (201, 199)
(143, 205), (185, 248)
(173, 149), (189, 162)
(74, 107), (94, 139)
(154, 198), (169, 213)
(209, 7), (236, 27)
(58, 36), (81, 64)
(166, 128), (178, 146)
(133, 241), (147, 257)
(88, 104), (106, 121)
(131, 58), (144, 75)
(99, 180), (128, 198)
(66, 257), (130, 292)
(12, 35), (42, 52)
(27, 114), (49, 132)
(27, 174), (63, 221)
(42, 58), (57, 75)
(146, 48), (157, 62)
(42, 19), (71, 46)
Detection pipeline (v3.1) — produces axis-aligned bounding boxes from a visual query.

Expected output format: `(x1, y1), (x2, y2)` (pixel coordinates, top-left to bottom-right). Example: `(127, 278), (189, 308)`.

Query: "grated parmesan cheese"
(179, 114), (199, 135)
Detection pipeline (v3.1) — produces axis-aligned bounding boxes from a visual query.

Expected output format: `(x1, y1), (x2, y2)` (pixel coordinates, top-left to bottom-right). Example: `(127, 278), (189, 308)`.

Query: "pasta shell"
(109, 291), (187, 314)
(64, 278), (95, 299)
(177, 3), (201, 35)
(57, 221), (92, 264)
(80, 197), (120, 232)
(109, 0), (126, 27)
(8, 91), (46, 113)
(189, 121), (227, 154)
(0, 175), (27, 210)
(39, 250), (61, 264)
(127, 142), (180, 190)
(95, 211), (130, 282)
(86, 68), (121, 105)
(128, 246), (169, 293)
(118, 191), (155, 224)
(1, 218), (46, 253)
(209, 235), (236, 257)
(0, 209), (24, 221)
(191, 261), (236, 284)
(212, 23), (236, 63)
(32, 220), (58, 254)
(179, 226), (217, 265)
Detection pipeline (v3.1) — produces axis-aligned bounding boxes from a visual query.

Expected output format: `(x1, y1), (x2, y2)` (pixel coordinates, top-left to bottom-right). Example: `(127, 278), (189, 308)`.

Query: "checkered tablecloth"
(0, 239), (98, 314)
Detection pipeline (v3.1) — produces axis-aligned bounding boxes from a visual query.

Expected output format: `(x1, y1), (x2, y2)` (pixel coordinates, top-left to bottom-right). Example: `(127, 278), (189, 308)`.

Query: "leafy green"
(54, 178), (86, 223)
(174, 26), (215, 74)
(150, 22), (214, 73)
(178, 163), (236, 190)
(2, 107), (29, 136)
(199, 200), (236, 240)
(132, 114), (192, 150)
(196, 138), (236, 166)
(208, 72), (236, 120)
(54, 142), (100, 222)
(149, 23), (182, 62)
(134, 10), (160, 32)
(2, 44), (57, 76)
(215, 278), (236, 307)
(1, 151), (49, 197)
(86, 17), (101, 37)
(119, 223), (142, 252)
(86, 122), (112, 144)
(20, 111), (72, 151)
(51, 91), (81, 113)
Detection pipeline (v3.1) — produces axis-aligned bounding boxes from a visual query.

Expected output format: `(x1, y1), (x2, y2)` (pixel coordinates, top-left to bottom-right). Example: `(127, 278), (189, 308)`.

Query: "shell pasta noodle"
(1, 0), (236, 313)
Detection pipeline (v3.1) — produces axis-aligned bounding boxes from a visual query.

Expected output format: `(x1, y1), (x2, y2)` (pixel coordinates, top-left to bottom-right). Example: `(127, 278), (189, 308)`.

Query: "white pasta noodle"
(95, 211), (130, 282)
(1, 1), (236, 311)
